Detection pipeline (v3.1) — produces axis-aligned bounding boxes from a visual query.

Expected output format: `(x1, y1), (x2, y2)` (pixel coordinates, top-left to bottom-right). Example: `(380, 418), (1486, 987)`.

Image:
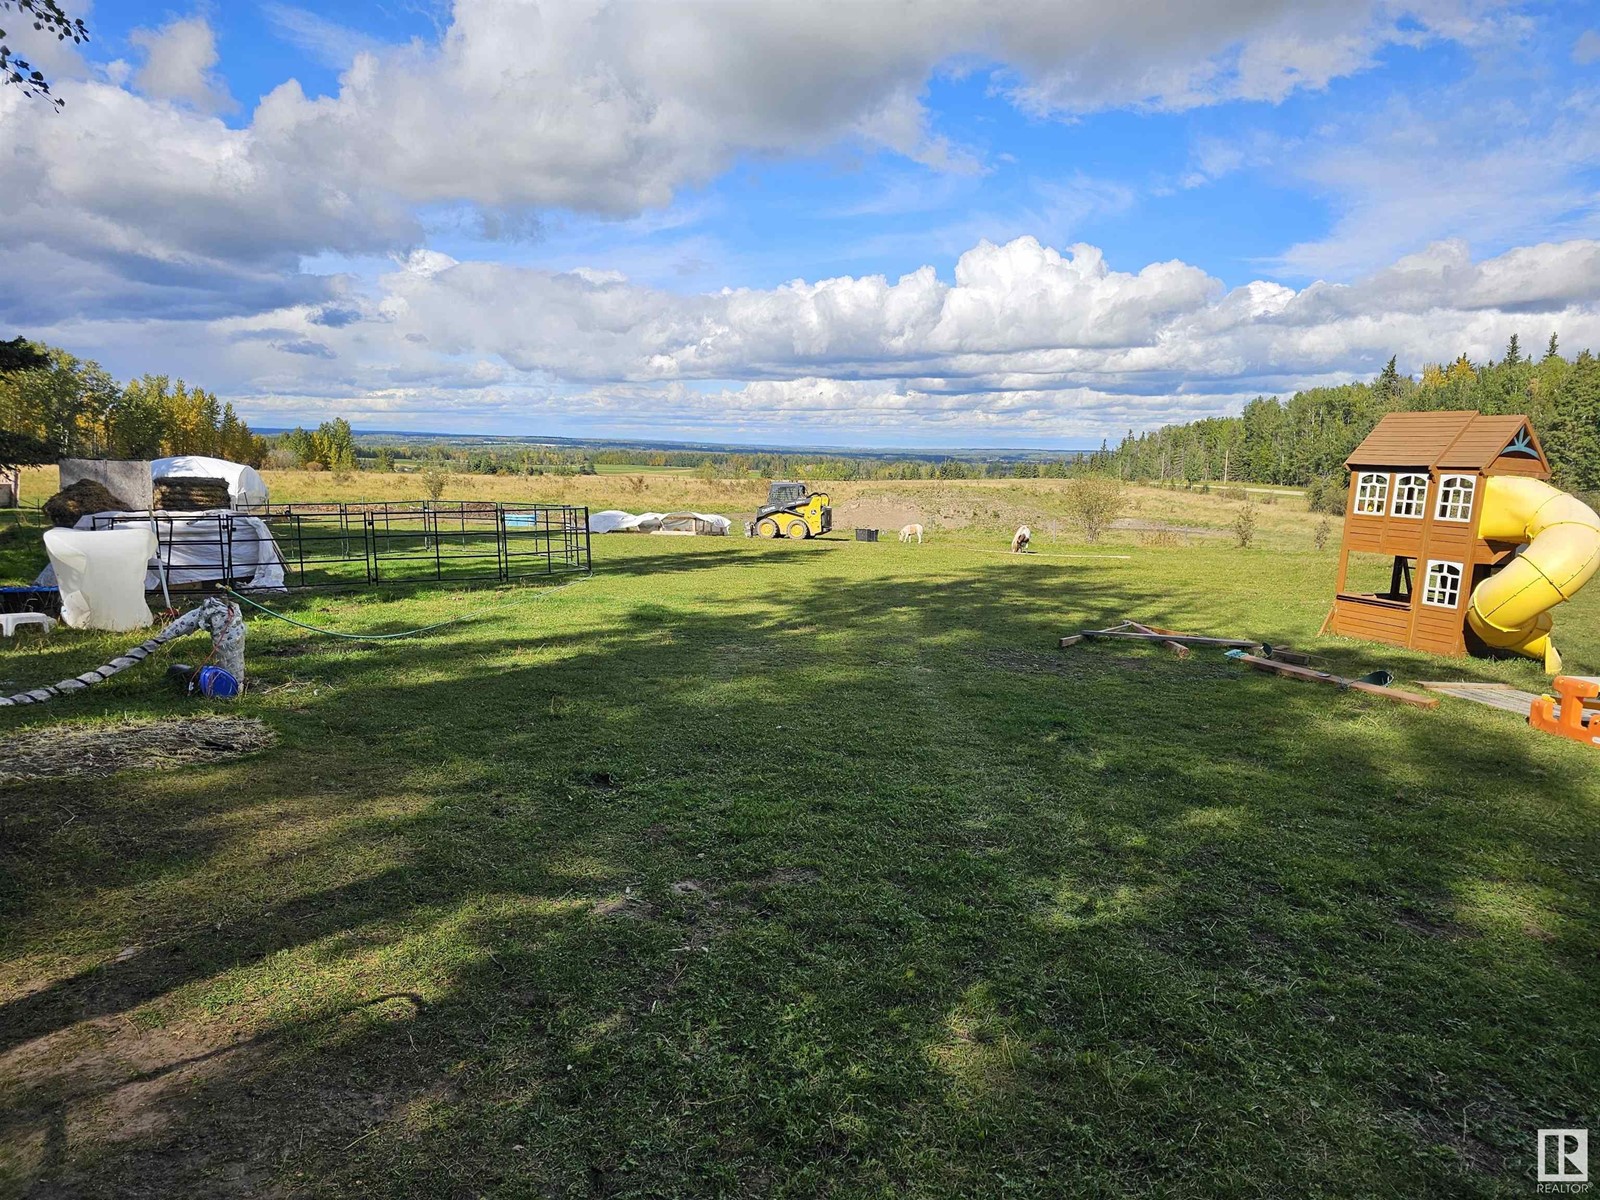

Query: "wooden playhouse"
(1325, 410), (1550, 657)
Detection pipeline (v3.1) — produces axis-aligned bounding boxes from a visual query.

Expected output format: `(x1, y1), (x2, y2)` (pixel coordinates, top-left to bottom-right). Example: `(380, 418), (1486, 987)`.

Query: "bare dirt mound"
(0, 717), (276, 783)
(833, 497), (929, 533)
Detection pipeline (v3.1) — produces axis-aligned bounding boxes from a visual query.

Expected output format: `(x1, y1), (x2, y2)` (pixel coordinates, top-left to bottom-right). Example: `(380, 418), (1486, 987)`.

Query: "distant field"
(587, 463), (697, 475)
(1, 475), (1594, 1196)
(17, 469), (1318, 546)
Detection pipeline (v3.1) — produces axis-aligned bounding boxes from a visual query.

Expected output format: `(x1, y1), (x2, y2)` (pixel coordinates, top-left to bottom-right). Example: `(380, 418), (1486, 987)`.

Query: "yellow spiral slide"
(1468, 476), (1600, 673)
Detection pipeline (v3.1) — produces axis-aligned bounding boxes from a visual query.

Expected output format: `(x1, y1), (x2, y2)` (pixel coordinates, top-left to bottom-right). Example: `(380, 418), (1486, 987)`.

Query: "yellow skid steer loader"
(753, 481), (832, 540)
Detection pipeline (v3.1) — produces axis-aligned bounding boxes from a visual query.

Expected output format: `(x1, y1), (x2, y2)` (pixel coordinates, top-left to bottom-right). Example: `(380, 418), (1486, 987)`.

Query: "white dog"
(1011, 524), (1031, 553)
(898, 523), (923, 544)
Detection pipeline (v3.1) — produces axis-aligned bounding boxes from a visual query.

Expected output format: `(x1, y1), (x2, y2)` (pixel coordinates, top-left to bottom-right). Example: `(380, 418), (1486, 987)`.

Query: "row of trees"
(1089, 336), (1600, 491)
(270, 420), (359, 471)
(337, 442), (1089, 481)
(0, 339), (267, 466)
(585, 448), (1083, 480)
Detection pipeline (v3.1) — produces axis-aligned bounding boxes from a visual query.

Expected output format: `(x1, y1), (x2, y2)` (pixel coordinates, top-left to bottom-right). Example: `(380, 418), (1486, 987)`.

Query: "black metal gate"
(93, 501), (591, 592)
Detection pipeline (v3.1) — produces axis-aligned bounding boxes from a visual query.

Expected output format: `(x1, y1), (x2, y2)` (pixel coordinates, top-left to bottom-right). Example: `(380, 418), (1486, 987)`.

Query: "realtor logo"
(1539, 1130), (1589, 1188)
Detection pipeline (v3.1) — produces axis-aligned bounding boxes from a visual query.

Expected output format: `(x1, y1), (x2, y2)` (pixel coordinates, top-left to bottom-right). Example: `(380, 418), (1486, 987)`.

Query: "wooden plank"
(1235, 654), (1439, 709)
(1083, 631), (1260, 649)
(1265, 647), (1312, 665)
(1123, 620), (1190, 659)
(1059, 621), (1136, 649)
(1129, 622), (1190, 638)
(1418, 681), (1544, 715)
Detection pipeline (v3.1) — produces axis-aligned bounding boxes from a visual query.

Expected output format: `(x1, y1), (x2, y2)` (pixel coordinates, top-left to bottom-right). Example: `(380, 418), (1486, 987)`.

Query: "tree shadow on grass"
(0, 560), (1595, 1196)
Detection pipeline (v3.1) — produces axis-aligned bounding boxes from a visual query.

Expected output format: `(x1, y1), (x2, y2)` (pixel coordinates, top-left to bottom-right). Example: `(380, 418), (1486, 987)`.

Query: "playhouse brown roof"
(1344, 411), (1539, 471)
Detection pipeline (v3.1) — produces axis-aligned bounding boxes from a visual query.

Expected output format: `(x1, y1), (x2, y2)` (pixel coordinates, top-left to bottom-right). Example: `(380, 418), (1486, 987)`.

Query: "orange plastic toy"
(1529, 676), (1600, 748)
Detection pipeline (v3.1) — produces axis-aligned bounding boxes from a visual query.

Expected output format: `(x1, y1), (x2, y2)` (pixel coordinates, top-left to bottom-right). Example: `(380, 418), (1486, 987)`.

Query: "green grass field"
(0, 512), (1596, 1196)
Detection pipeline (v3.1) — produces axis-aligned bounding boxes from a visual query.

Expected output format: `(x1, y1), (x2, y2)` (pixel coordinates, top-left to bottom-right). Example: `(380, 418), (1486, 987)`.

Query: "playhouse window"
(1391, 474), (1428, 518)
(1354, 472), (1389, 515)
(1436, 475), (1476, 522)
(1422, 560), (1463, 608)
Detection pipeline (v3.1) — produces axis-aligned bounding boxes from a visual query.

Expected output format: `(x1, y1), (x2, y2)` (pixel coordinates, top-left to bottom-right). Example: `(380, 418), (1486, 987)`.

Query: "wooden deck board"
(1417, 682), (1542, 715)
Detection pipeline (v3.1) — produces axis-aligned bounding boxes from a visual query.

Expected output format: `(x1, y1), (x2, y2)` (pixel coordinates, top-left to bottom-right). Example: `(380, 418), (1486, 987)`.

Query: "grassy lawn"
(0, 495), (1596, 1196)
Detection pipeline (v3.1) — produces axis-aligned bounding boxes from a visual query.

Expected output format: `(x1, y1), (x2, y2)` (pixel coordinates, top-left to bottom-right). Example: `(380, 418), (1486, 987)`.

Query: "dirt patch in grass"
(752, 867), (820, 888)
(1112, 518), (1229, 540)
(1393, 1109), (1508, 1176)
(0, 717), (276, 783)
(1392, 908), (1475, 940)
(591, 894), (655, 921)
(259, 642), (315, 658)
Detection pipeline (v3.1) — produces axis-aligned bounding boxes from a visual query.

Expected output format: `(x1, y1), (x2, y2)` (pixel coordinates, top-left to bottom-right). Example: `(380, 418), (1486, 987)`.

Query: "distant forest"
(330, 442), (1088, 482)
(0, 339), (267, 467)
(1084, 335), (1600, 493)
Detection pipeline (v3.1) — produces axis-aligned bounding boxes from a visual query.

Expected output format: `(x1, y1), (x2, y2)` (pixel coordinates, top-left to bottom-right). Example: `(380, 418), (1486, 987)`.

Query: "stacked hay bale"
(43, 479), (130, 526)
(154, 476), (232, 511)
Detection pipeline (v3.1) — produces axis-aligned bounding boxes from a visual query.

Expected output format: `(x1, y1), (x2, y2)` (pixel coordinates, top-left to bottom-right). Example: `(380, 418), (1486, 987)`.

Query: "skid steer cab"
(754, 481), (832, 540)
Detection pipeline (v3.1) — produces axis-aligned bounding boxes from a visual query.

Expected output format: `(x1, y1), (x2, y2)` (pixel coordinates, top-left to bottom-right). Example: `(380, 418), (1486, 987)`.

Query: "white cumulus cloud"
(129, 16), (235, 113)
(31, 234), (1600, 445)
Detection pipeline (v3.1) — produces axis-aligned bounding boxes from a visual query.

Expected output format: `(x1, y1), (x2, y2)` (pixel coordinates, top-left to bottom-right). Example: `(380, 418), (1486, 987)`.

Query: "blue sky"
(5, 1), (1600, 448)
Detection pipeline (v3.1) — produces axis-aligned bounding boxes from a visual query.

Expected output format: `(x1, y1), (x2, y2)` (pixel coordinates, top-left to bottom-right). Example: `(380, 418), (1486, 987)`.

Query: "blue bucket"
(193, 665), (241, 699)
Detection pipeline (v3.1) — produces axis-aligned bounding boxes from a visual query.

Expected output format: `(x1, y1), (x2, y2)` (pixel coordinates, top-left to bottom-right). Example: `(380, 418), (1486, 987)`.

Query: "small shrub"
(1260, 492), (1276, 506)
(1221, 485), (1248, 502)
(1233, 501), (1257, 549)
(303, 460), (327, 473)
(1140, 529), (1183, 548)
(1314, 517), (1333, 550)
(1062, 475), (1126, 544)
(1304, 474), (1349, 515)
(626, 475), (647, 495)
(421, 468), (450, 500)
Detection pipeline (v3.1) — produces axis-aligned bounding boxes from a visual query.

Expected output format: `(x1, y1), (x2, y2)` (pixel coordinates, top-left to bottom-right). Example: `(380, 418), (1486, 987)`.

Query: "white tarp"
(588, 510), (730, 535)
(656, 512), (732, 535)
(589, 510), (664, 533)
(151, 456), (270, 509)
(44, 527), (158, 631)
(36, 511), (287, 592)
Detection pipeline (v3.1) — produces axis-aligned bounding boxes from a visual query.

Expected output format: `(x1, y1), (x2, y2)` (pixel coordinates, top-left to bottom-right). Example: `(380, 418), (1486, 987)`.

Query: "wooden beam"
(1236, 654), (1438, 709)
(1265, 647), (1312, 666)
(1083, 631), (1261, 649)
(1123, 620), (1190, 659)
(1059, 621), (1136, 649)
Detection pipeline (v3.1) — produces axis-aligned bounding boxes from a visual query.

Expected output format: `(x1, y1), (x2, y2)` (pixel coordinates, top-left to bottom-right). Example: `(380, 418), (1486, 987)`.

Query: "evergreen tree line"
(340, 443), (1087, 481)
(0, 339), (267, 466)
(1084, 336), (1600, 495)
